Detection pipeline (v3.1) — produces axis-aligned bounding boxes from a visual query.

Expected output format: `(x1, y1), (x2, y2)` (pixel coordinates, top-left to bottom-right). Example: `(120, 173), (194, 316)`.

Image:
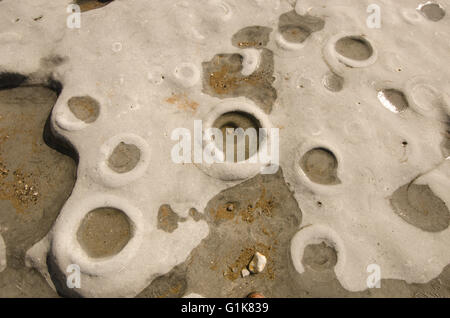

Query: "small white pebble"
(248, 252), (267, 274)
(241, 268), (250, 278)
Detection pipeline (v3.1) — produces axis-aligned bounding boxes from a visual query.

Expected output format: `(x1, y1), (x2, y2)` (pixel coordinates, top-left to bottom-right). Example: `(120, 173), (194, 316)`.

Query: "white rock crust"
(0, 234), (6, 273)
(0, 0), (445, 295)
(284, 0), (450, 291)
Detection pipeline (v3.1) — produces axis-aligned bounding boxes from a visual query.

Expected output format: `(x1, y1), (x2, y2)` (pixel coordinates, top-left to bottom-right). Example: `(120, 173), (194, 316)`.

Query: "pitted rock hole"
(377, 89), (409, 113)
(67, 96), (100, 123)
(390, 183), (450, 232)
(302, 242), (338, 271)
(75, 0), (114, 12)
(178, 65), (194, 78)
(300, 148), (341, 185)
(232, 26), (272, 49)
(335, 36), (373, 61)
(77, 207), (132, 258)
(322, 72), (344, 92)
(107, 142), (141, 174)
(278, 10), (325, 43)
(213, 111), (261, 162)
(202, 50), (277, 113)
(419, 2), (446, 21)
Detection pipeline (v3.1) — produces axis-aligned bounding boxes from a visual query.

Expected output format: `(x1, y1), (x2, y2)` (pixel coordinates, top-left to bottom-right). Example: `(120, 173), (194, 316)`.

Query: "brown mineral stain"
(238, 188), (274, 223)
(165, 93), (199, 112)
(189, 208), (203, 222)
(0, 168), (39, 214)
(0, 161), (8, 178)
(0, 105), (48, 214)
(157, 204), (183, 233)
(210, 188), (274, 224)
(209, 65), (240, 95)
(209, 64), (271, 96)
(210, 203), (236, 222)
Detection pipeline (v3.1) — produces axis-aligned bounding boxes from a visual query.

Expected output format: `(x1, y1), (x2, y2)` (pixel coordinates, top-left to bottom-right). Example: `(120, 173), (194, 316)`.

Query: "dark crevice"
(45, 78), (63, 96)
(46, 254), (82, 298)
(0, 73), (27, 90)
(37, 78), (80, 164)
(43, 114), (79, 165)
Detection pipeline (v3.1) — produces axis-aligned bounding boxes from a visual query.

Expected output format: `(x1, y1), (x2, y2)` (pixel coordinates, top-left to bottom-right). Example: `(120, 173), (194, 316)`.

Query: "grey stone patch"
(0, 86), (76, 297)
(67, 96), (100, 124)
(107, 142), (141, 173)
(202, 49), (277, 113)
(180, 169), (304, 297)
(207, 200), (239, 227)
(0, 266), (59, 298)
(300, 148), (341, 185)
(76, 207), (132, 258)
(335, 36), (373, 61)
(157, 205), (186, 233)
(278, 10), (325, 44)
(136, 264), (188, 298)
(390, 183), (450, 232)
(231, 26), (273, 49)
